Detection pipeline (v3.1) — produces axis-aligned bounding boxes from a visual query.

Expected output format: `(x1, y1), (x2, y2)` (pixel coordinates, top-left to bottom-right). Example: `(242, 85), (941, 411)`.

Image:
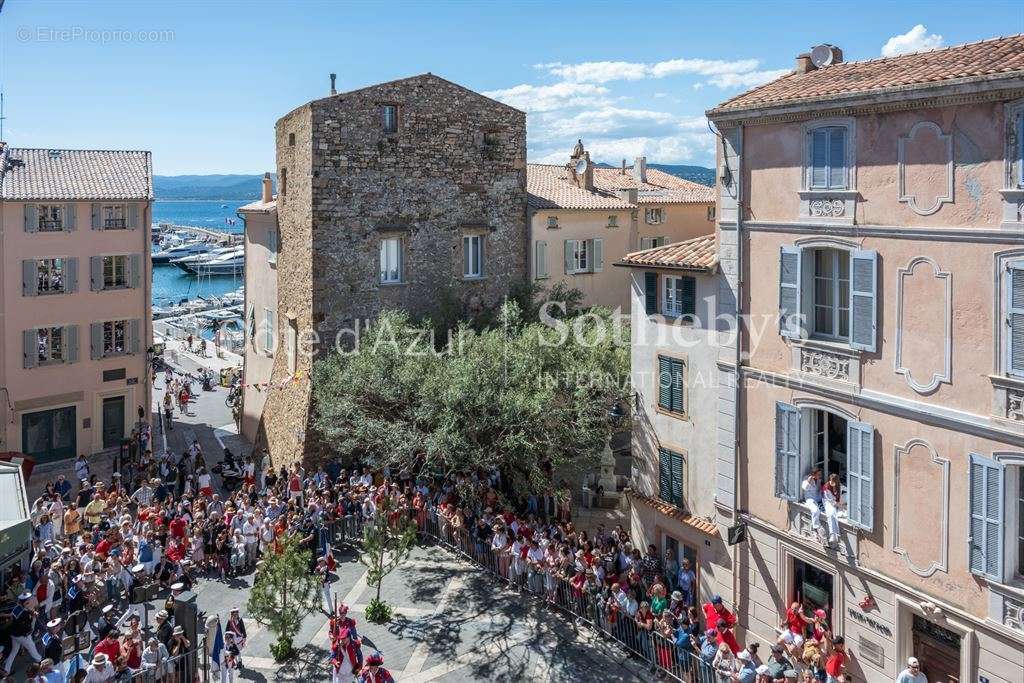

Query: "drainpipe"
(732, 125), (744, 618)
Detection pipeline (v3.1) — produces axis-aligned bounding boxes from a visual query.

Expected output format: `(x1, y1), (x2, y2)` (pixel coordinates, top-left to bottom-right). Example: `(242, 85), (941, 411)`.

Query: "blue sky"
(2, 0), (1022, 175)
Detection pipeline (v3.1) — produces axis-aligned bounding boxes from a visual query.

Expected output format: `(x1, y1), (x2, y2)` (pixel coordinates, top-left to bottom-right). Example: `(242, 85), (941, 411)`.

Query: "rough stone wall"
(260, 104), (315, 466)
(307, 74), (527, 340)
(261, 75), (528, 468)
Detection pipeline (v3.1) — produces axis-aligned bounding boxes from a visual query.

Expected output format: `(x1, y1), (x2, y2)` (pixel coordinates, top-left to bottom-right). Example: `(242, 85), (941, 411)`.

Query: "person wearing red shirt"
(94, 633), (121, 662)
(169, 516), (187, 540)
(95, 538), (112, 558)
(714, 618), (741, 654)
(824, 636), (848, 683)
(703, 595), (737, 630)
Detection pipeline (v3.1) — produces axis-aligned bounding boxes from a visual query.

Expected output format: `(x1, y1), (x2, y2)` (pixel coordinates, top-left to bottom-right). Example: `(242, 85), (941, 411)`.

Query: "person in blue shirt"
(677, 557), (697, 607)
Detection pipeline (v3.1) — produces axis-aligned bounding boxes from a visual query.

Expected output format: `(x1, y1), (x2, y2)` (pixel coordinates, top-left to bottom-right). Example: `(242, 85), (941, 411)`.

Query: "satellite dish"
(574, 158), (589, 175)
(810, 45), (835, 68)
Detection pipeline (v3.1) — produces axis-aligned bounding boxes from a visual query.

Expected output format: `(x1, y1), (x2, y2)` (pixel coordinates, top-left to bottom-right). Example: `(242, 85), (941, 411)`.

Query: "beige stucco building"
(528, 141), (715, 311)
(705, 36), (1024, 683)
(238, 174), (278, 446)
(0, 146), (152, 462)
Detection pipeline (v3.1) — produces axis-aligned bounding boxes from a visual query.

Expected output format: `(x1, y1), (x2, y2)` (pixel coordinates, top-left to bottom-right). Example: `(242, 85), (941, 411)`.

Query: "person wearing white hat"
(4, 592), (41, 673)
(896, 656), (928, 683)
(735, 649), (758, 683)
(86, 652), (114, 682)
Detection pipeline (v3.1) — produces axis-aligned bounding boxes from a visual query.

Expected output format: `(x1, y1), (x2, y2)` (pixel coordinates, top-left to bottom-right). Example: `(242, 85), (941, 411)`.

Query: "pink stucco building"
(706, 36), (1024, 683)
(0, 146), (152, 463)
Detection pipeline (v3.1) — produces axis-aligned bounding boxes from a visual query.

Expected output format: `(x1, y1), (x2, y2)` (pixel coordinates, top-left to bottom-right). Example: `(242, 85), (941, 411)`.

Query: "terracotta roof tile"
(238, 198), (277, 213)
(709, 34), (1024, 116)
(618, 233), (717, 272)
(629, 491), (720, 537)
(528, 164), (713, 210)
(1, 147), (153, 200)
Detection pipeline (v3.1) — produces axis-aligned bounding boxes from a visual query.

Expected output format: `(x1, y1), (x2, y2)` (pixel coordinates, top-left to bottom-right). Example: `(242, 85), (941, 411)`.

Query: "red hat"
(366, 652), (383, 665)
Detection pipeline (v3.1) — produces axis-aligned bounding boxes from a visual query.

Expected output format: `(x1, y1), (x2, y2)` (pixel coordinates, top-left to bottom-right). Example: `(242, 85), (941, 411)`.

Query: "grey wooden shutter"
(535, 241), (548, 279)
(23, 329), (38, 369)
(779, 246), (802, 338)
(127, 203), (140, 230)
(91, 203), (101, 230)
(658, 355), (672, 411)
(65, 325), (79, 363)
(90, 256), (104, 291)
(829, 128), (847, 189)
(63, 203), (76, 231)
(810, 129), (828, 188)
(659, 449), (672, 502)
(680, 276), (696, 316)
(24, 205), (39, 233)
(845, 421), (874, 531)
(968, 453), (1004, 579)
(644, 272), (658, 315)
(1007, 266), (1024, 376)
(129, 319), (141, 354)
(130, 254), (142, 289)
(22, 260), (38, 297)
(66, 258), (79, 293)
(564, 240), (574, 275)
(591, 238), (603, 272)
(90, 322), (103, 360)
(850, 249), (878, 352)
(670, 450), (684, 508)
(774, 402), (801, 501)
(670, 358), (684, 413)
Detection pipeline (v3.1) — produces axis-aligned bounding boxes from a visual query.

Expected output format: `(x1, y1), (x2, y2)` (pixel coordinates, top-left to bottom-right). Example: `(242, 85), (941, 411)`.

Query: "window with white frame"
(645, 207), (665, 225)
(102, 204), (126, 229)
(263, 308), (274, 353)
(103, 320), (127, 356)
(35, 259), (66, 295)
(463, 234), (484, 278)
(36, 327), (64, 364)
(103, 255), (129, 289)
(564, 239), (603, 275)
(778, 243), (877, 351)
(37, 204), (65, 231)
(379, 237), (403, 283)
(534, 240), (548, 279)
(640, 236), (665, 250)
(969, 456), (1024, 584)
(663, 275), (695, 317)
(807, 125), (849, 190)
(774, 403), (874, 531)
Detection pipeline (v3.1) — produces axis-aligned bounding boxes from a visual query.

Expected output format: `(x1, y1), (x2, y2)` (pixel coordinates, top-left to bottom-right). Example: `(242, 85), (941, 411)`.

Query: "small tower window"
(382, 105), (398, 134)
(288, 132), (295, 146)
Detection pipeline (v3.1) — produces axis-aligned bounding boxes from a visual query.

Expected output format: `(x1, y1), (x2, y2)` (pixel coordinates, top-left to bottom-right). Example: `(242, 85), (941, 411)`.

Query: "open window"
(774, 402), (875, 531)
(778, 244), (877, 352)
(564, 239), (603, 275)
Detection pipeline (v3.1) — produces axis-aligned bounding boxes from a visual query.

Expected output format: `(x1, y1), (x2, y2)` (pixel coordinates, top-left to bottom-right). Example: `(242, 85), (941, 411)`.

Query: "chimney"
(616, 188), (638, 204)
(582, 153), (594, 191)
(621, 158), (626, 175)
(262, 172), (273, 204)
(631, 156), (647, 184)
(329, 73), (337, 95)
(795, 53), (814, 74)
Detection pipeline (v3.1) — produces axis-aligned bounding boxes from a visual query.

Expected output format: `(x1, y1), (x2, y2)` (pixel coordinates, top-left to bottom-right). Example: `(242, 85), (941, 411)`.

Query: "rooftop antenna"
(0, 88), (6, 141)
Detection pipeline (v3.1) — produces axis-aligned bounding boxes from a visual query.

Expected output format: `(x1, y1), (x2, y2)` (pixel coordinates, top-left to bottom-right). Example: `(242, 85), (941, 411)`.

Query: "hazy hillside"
(154, 174), (275, 200)
(595, 162), (715, 187)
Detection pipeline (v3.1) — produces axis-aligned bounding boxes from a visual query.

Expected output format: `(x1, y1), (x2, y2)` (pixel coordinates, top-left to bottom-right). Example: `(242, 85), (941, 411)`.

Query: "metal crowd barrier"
(418, 507), (718, 683)
(127, 642), (205, 683)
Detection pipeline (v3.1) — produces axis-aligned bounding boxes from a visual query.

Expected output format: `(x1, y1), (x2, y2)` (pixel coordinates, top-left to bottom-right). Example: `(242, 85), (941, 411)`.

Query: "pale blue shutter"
(90, 322), (103, 360)
(564, 240), (574, 275)
(845, 421), (874, 531)
(774, 402), (801, 501)
(828, 128), (847, 189)
(65, 325), (79, 363)
(810, 129), (828, 188)
(779, 246), (802, 338)
(592, 238), (604, 272)
(969, 453), (1004, 580)
(1007, 266), (1024, 376)
(66, 258), (79, 293)
(850, 250), (878, 352)
(90, 256), (104, 291)
(129, 319), (142, 355)
(22, 260), (37, 297)
(130, 254), (142, 289)
(91, 203), (102, 230)
(23, 330), (38, 369)
(127, 203), (140, 230)
(535, 241), (548, 279)
(63, 203), (76, 231)
(24, 205), (39, 233)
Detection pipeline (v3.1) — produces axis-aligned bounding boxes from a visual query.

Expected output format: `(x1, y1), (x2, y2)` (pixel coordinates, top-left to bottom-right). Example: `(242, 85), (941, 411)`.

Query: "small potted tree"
(246, 534), (320, 661)
(360, 495), (417, 623)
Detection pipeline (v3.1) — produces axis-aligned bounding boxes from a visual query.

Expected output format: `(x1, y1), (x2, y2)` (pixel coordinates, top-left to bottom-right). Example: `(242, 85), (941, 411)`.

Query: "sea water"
(152, 200), (249, 305)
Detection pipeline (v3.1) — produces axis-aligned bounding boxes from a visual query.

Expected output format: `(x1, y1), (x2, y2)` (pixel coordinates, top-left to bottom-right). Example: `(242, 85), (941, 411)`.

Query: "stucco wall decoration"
(892, 439), (950, 577)
(893, 256), (952, 394)
(898, 121), (954, 216)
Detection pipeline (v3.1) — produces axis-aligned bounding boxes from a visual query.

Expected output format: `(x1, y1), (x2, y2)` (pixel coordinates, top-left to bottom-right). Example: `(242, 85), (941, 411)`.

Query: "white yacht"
(152, 240), (216, 264)
(186, 247), (244, 276)
(170, 245), (238, 272)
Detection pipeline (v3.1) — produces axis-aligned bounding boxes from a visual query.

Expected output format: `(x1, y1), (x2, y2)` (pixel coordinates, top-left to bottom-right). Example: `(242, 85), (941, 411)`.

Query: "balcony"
(39, 219), (63, 232)
(787, 504), (860, 564)
(104, 218), (127, 229)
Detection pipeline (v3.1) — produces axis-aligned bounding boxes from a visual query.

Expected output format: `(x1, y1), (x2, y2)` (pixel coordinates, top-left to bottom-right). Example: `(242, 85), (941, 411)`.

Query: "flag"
(211, 621), (224, 668)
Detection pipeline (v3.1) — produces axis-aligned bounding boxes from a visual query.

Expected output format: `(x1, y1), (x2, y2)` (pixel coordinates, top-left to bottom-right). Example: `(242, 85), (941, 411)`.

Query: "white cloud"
(531, 131), (714, 165)
(540, 107), (678, 139)
(482, 82), (610, 113)
(881, 25), (944, 57)
(705, 69), (791, 89)
(537, 57), (766, 84)
(653, 92), (669, 99)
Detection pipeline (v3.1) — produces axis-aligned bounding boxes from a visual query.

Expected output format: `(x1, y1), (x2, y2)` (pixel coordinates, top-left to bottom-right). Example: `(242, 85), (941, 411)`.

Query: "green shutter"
(671, 450), (684, 508)
(658, 356), (672, 410)
(659, 449), (672, 502)
(680, 276), (696, 316)
(670, 358), (685, 413)
(644, 272), (658, 314)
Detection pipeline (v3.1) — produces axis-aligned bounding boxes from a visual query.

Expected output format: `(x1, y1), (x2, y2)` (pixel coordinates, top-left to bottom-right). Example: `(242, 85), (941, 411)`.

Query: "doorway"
(911, 615), (960, 683)
(792, 557), (834, 619)
(663, 533), (699, 605)
(102, 396), (125, 449)
(21, 406), (76, 462)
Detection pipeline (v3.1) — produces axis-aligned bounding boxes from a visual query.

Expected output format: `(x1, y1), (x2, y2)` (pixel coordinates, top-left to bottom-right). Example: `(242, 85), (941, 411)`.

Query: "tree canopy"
(311, 300), (629, 491)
